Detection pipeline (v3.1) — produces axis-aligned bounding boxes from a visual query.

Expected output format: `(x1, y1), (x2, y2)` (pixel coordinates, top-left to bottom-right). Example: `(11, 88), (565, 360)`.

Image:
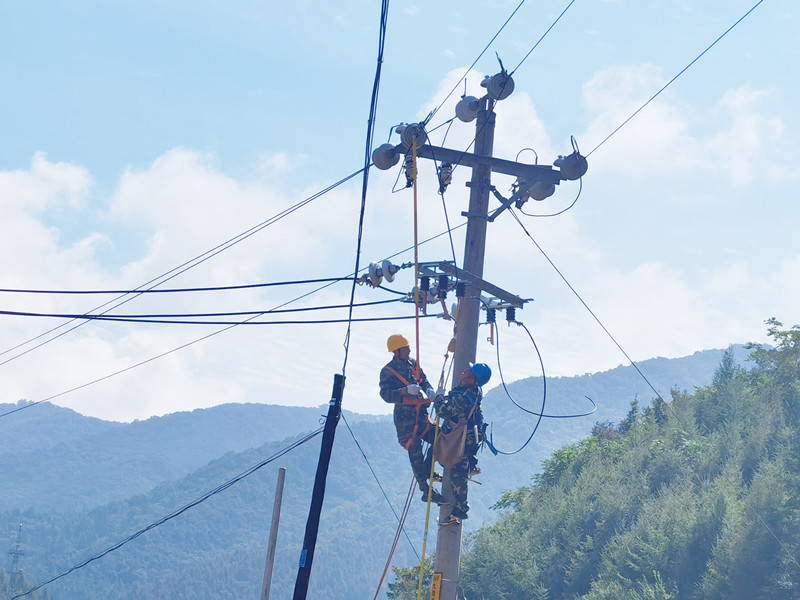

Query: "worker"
(434, 362), (491, 524)
(379, 334), (445, 505)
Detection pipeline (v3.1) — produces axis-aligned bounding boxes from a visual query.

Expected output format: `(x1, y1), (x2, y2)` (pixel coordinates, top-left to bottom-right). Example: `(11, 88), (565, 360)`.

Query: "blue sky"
(1, 0), (797, 422)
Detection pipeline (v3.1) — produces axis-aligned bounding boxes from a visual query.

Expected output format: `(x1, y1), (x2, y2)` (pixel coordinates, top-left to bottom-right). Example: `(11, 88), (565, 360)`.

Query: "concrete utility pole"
(372, 70), (586, 600)
(261, 467), (286, 600)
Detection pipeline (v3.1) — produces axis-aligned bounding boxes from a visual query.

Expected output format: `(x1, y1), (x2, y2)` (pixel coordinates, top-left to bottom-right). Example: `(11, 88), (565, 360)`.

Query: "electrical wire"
(424, 0), (527, 125)
(0, 298), (404, 321)
(342, 0), (389, 375)
(10, 427), (324, 600)
(508, 207), (666, 403)
(0, 224), (466, 422)
(341, 413), (420, 561)
(509, 0), (576, 77)
(0, 168), (365, 366)
(0, 313), (436, 327)
(586, 0), (766, 158)
(486, 320), (546, 455)
(518, 177), (583, 218)
(494, 320), (597, 420)
(0, 277), (355, 296)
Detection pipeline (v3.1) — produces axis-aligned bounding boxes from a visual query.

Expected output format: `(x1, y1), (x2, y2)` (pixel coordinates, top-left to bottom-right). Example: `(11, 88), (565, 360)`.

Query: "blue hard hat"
(469, 362), (492, 386)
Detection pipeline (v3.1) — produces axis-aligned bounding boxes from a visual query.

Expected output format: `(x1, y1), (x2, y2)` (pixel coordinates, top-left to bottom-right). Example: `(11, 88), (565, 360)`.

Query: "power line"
(0, 168), (365, 366)
(508, 208), (665, 402)
(0, 277), (355, 296)
(587, 0), (767, 157)
(509, 0), (576, 76)
(342, 0), (390, 375)
(11, 428), (323, 600)
(0, 298), (404, 321)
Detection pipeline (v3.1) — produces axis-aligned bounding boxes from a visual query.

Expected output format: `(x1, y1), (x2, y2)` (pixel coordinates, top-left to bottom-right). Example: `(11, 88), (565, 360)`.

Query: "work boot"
(421, 489), (446, 505)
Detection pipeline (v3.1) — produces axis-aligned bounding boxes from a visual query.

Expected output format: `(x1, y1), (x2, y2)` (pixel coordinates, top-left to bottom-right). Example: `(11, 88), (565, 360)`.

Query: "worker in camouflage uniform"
(434, 362), (491, 524)
(380, 334), (445, 505)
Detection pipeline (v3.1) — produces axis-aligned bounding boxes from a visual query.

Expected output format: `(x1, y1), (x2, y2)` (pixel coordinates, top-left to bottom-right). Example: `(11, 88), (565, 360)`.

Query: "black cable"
(425, 0), (526, 125)
(0, 314), (437, 327)
(487, 320), (546, 456)
(0, 169), (365, 366)
(495, 320), (597, 419)
(509, 0), (576, 77)
(342, 0), (389, 375)
(10, 428), (324, 600)
(0, 277), (356, 296)
(0, 224), (466, 421)
(518, 177), (583, 218)
(587, 0), (766, 157)
(340, 413), (420, 562)
(0, 299), (403, 321)
(508, 208), (665, 403)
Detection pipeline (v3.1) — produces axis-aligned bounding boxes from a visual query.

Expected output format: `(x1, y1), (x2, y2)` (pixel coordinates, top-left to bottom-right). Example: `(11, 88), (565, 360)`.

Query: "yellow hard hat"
(387, 334), (410, 353)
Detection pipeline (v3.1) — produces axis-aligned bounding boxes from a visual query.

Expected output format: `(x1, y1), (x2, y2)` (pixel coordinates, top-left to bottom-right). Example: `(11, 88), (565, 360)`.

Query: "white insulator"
(381, 260), (397, 283)
(482, 72), (515, 100)
(397, 123), (428, 149)
(368, 261), (383, 287)
(372, 143), (400, 170)
(455, 96), (480, 122)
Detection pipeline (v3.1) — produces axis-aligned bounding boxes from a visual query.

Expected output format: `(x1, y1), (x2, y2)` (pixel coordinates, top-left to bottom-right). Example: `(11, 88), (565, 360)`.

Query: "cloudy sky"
(1, 0), (797, 422)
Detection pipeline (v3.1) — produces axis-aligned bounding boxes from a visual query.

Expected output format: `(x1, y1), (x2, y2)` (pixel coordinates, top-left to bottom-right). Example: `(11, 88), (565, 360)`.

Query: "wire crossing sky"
(0, 0), (798, 422)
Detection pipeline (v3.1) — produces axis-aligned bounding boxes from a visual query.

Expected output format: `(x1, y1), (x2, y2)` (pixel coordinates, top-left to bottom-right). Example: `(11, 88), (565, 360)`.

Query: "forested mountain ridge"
(429, 319), (800, 599)
(0, 343), (756, 599)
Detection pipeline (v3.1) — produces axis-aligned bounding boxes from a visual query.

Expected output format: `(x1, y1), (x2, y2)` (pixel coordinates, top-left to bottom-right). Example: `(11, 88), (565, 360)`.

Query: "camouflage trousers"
(407, 425), (436, 491)
(449, 455), (470, 518)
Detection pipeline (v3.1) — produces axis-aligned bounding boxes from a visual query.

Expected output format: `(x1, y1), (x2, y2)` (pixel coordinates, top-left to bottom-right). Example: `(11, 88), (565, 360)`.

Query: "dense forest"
(390, 319), (800, 599)
(0, 343), (759, 599)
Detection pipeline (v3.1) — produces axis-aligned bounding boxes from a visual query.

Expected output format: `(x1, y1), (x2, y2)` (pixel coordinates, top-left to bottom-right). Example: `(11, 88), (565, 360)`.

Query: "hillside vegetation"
(0, 344), (757, 599)
(441, 319), (800, 599)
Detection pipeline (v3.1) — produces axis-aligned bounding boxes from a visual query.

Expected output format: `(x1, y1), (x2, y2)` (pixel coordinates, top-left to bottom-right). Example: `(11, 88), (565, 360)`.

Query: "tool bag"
(434, 405), (476, 467)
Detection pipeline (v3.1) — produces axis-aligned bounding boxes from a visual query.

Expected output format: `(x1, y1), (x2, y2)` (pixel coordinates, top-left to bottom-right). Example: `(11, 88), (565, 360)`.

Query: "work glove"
(424, 387), (436, 400)
(405, 384), (423, 397)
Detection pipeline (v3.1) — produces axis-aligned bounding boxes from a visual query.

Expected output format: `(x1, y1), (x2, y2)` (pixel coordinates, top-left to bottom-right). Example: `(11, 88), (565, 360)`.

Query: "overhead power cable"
(509, 0), (576, 76)
(0, 298), (403, 321)
(0, 277), (355, 296)
(342, 0), (390, 375)
(425, 0), (526, 125)
(11, 428), (323, 600)
(0, 313), (436, 327)
(587, 0), (766, 157)
(0, 168), (365, 366)
(508, 208), (665, 402)
(0, 224), (464, 422)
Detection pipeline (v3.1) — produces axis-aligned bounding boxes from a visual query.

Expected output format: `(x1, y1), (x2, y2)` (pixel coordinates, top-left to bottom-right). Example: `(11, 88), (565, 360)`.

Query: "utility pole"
(261, 467), (286, 600)
(372, 69), (586, 600)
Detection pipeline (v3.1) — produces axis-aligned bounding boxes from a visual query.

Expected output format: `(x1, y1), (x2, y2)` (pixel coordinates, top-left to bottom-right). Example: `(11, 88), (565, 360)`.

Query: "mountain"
(0, 345), (750, 599)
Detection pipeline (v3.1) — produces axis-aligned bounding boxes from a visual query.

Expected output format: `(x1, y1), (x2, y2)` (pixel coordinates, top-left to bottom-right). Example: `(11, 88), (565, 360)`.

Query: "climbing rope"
(418, 416), (442, 600)
(373, 476), (418, 600)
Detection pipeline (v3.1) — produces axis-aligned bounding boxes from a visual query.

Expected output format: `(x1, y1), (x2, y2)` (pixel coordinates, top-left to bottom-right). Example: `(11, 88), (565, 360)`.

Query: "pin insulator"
(403, 153), (414, 188)
(438, 275), (449, 298)
(456, 282), (466, 298)
(486, 308), (496, 323)
(506, 307), (516, 323)
(420, 276), (430, 291)
(438, 163), (453, 193)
